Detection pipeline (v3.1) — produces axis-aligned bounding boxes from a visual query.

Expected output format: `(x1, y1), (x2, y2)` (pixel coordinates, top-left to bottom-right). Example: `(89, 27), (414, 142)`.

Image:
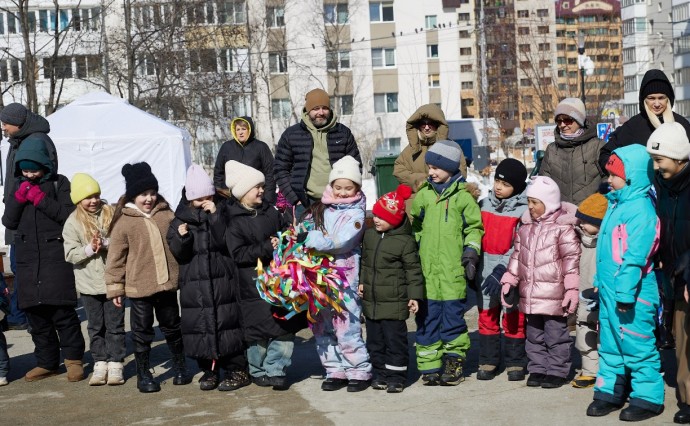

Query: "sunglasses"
(418, 120), (437, 128)
(555, 117), (575, 125)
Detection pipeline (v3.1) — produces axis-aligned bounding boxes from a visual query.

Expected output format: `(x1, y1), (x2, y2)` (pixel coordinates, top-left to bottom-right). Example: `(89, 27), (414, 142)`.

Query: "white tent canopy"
(45, 91), (192, 208)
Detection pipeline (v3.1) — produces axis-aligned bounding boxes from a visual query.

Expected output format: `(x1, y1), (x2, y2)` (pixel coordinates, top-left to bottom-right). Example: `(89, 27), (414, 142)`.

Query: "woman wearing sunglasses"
(540, 98), (606, 205)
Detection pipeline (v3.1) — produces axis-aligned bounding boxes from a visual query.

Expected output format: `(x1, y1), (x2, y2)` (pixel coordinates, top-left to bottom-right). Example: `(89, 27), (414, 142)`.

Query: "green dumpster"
(373, 156), (399, 198)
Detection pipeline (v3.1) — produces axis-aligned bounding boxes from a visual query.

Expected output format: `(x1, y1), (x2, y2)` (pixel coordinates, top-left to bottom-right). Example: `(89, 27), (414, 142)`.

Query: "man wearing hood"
(0, 103), (58, 330)
(214, 116), (276, 204)
(274, 88), (361, 215)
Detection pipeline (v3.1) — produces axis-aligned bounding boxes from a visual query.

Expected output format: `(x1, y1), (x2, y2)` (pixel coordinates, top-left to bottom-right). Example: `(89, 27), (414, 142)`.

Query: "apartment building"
(673, 0), (690, 117)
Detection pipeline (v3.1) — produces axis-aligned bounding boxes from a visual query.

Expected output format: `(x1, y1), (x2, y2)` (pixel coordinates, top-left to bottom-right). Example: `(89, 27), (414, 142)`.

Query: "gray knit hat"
(554, 98), (586, 127)
(425, 139), (462, 173)
(0, 103), (27, 126)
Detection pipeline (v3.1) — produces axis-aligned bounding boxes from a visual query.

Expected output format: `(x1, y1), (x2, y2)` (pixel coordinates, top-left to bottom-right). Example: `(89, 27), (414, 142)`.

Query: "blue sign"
(597, 123), (612, 142)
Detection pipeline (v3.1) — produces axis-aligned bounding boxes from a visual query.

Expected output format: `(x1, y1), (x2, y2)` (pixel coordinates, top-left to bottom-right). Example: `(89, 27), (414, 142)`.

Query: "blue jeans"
(0, 330), (8, 377)
(7, 245), (26, 325)
(247, 334), (294, 378)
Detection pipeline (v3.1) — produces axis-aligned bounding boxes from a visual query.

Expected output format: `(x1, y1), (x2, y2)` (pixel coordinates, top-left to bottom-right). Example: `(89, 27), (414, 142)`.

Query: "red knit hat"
(372, 184), (413, 227)
(605, 153), (626, 180)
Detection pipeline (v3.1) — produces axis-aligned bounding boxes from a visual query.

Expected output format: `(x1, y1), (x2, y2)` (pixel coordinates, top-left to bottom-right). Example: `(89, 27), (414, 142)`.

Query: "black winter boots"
(135, 351), (161, 393)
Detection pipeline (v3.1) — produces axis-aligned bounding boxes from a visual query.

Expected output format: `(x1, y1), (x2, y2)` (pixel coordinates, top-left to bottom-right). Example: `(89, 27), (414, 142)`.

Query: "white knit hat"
(329, 155), (362, 185)
(554, 98), (587, 127)
(646, 122), (690, 160)
(225, 160), (265, 199)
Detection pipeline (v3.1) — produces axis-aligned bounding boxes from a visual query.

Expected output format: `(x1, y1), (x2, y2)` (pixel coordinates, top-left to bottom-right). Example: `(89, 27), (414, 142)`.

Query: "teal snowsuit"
(593, 144), (664, 412)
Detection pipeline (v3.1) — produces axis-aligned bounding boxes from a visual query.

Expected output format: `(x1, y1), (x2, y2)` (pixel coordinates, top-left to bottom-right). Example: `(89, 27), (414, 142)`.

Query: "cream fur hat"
(225, 160), (265, 199)
(329, 155), (361, 186)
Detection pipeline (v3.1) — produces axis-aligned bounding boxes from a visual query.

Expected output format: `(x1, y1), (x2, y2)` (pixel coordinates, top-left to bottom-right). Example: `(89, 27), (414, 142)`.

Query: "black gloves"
(580, 288), (599, 311)
(616, 301), (635, 312)
(295, 232), (308, 244)
(481, 264), (507, 296)
(461, 248), (479, 281)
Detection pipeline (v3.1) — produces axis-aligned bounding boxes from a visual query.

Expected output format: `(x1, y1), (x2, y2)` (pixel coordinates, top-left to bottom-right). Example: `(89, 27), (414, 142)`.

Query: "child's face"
(494, 178), (514, 199)
(134, 189), (158, 214)
(607, 174), (627, 191)
(241, 184), (264, 207)
(651, 155), (687, 180)
(579, 221), (600, 236)
(79, 194), (102, 214)
(372, 216), (394, 232)
(235, 123), (250, 143)
(331, 178), (358, 199)
(191, 195), (213, 208)
(22, 169), (44, 182)
(427, 165), (452, 183)
(527, 197), (546, 220)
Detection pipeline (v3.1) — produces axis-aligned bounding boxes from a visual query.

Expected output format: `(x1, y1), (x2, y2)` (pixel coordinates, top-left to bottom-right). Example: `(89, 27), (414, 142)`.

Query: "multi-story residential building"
(673, 0), (690, 118)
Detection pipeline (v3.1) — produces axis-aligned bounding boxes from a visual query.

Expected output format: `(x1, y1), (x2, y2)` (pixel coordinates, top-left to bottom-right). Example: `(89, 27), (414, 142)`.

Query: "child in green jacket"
(411, 140), (484, 386)
(358, 184), (424, 393)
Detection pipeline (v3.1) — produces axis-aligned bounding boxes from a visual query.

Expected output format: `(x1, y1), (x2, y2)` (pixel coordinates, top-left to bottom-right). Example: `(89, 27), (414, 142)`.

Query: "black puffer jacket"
(225, 200), (306, 342)
(274, 113), (360, 206)
(599, 70), (690, 170)
(2, 139), (75, 309)
(213, 116), (277, 204)
(360, 218), (425, 320)
(167, 193), (244, 359)
(654, 165), (690, 298)
(540, 121), (605, 205)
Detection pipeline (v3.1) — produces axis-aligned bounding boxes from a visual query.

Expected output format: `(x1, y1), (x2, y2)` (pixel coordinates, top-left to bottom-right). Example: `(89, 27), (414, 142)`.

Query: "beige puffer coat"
(503, 202), (581, 316)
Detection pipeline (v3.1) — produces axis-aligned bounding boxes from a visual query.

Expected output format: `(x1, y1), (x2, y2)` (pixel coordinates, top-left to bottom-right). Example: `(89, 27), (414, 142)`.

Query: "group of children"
(0, 126), (678, 420)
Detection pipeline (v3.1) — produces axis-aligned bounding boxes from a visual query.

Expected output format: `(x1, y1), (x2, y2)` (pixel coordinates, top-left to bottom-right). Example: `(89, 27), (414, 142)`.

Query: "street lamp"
(577, 33), (586, 105)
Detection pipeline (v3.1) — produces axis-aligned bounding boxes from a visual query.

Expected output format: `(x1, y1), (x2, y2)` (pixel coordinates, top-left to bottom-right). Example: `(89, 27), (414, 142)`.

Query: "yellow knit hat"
(70, 173), (101, 204)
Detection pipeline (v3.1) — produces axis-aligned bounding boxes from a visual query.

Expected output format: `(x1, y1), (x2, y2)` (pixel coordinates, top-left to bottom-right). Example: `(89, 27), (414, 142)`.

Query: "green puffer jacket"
(411, 178), (483, 300)
(360, 218), (425, 320)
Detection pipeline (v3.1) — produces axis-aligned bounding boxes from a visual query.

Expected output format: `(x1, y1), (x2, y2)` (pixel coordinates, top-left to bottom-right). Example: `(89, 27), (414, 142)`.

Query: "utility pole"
(479, 0), (488, 148)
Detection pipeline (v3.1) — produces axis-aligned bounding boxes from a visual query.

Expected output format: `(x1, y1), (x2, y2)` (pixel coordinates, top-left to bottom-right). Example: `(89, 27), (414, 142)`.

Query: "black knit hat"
(0, 103), (27, 126)
(495, 158), (527, 195)
(121, 162), (158, 200)
(641, 79), (675, 106)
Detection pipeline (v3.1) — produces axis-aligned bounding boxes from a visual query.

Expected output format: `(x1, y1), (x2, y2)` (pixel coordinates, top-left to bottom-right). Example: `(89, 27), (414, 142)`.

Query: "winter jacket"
(577, 228), (598, 292)
(1, 138), (76, 310)
(477, 190), (528, 285)
(540, 123), (606, 205)
(167, 193), (244, 360)
(274, 112), (360, 206)
(303, 187), (366, 294)
(504, 203), (581, 316)
(3, 111), (58, 243)
(226, 200), (305, 342)
(654, 163), (690, 298)
(213, 116), (277, 204)
(410, 177), (483, 301)
(359, 218), (424, 320)
(105, 201), (179, 299)
(594, 144), (659, 305)
(599, 70), (690, 171)
(62, 208), (110, 295)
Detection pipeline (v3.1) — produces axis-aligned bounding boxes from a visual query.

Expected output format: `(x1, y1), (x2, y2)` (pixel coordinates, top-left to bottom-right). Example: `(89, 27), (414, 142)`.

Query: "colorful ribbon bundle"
(255, 227), (350, 323)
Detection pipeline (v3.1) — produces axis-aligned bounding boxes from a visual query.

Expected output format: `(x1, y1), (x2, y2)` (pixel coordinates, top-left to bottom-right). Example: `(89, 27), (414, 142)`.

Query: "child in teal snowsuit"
(411, 140), (483, 386)
(586, 144), (664, 422)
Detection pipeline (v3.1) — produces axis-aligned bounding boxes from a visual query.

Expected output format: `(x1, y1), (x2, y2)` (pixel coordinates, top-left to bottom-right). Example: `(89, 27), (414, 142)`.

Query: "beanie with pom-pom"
(372, 184), (412, 227)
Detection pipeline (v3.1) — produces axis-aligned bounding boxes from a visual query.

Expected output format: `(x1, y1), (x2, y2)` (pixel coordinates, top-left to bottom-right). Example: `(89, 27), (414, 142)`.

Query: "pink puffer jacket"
(502, 202), (581, 316)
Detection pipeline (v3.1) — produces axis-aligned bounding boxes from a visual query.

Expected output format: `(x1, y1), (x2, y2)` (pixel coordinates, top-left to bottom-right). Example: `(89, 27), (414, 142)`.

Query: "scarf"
(428, 172), (463, 194)
(559, 128), (585, 141)
(645, 102), (675, 129)
(320, 185), (363, 206)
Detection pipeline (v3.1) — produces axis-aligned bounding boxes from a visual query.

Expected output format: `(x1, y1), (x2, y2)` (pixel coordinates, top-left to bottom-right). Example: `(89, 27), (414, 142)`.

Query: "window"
(374, 93), (398, 113)
(538, 43), (550, 51)
(269, 52), (287, 73)
(518, 27), (529, 35)
(425, 15), (437, 29)
(610, 42), (619, 49)
(337, 95), (353, 115)
(136, 54), (155, 76)
(458, 13), (470, 21)
(522, 95), (533, 104)
(377, 137), (401, 153)
(522, 111), (534, 120)
(271, 99), (292, 119)
(10, 59), (20, 81)
(327, 50), (350, 70)
(517, 10), (529, 18)
(370, 2), (394, 22)
(372, 48), (395, 67)
(267, 6), (284, 27)
(44, 56), (73, 80)
(0, 60), (6, 82)
(427, 44), (439, 58)
(428, 74), (440, 87)
(459, 30), (470, 39)
(461, 81), (473, 89)
(538, 26), (549, 34)
(520, 78), (531, 87)
(75, 55), (101, 78)
(461, 98), (475, 107)
(568, 57), (577, 65)
(223, 96), (247, 118)
(324, 3), (348, 24)
(460, 64), (472, 72)
(557, 56), (566, 65)
(622, 47), (636, 63)
(460, 47), (471, 55)
(190, 49), (217, 73)
(519, 44), (530, 53)
(624, 76), (637, 92)
(218, 1), (245, 24)
(536, 9), (548, 17)
(623, 17), (646, 35)
(219, 49), (235, 72)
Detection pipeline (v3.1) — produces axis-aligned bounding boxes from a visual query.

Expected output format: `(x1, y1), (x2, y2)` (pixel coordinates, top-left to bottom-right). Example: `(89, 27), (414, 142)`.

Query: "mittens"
(461, 247), (479, 281)
(14, 181), (32, 204)
(481, 264), (507, 296)
(562, 289), (579, 315)
(500, 282), (514, 308)
(616, 301), (635, 312)
(25, 185), (46, 207)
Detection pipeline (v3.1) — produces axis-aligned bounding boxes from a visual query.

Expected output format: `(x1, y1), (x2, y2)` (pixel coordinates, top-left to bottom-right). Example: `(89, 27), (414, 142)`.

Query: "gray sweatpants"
(525, 314), (572, 378)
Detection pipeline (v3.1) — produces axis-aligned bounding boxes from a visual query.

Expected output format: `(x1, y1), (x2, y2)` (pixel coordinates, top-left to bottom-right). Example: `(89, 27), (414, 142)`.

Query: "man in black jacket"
(273, 88), (361, 217)
(0, 103), (59, 330)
